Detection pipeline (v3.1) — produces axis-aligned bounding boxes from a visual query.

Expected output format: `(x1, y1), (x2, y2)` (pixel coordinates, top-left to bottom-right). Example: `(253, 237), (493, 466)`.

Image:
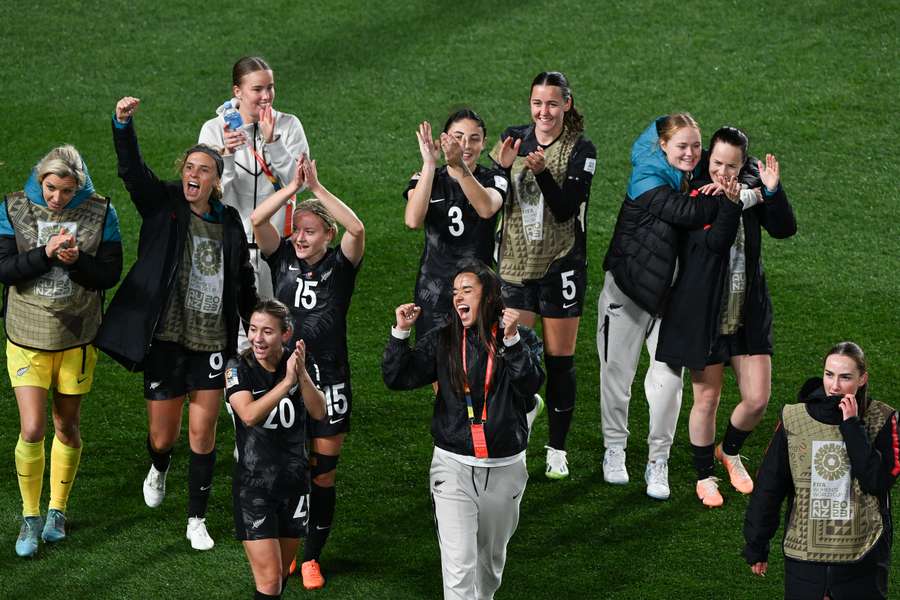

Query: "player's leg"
(431, 449), (479, 599)
(14, 385), (49, 557)
(244, 539), (284, 597)
(689, 364), (725, 507)
(597, 273), (652, 484)
(642, 318), (684, 499)
(474, 459), (527, 599)
(542, 315), (580, 479)
(718, 353), (771, 494)
(184, 387), (221, 550)
(43, 345), (97, 542)
(301, 433), (344, 586)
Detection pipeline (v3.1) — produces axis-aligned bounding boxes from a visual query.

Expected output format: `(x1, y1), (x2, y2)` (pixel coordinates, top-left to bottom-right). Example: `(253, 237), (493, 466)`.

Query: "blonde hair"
(293, 199), (337, 238)
(36, 145), (86, 188)
(657, 112), (700, 144)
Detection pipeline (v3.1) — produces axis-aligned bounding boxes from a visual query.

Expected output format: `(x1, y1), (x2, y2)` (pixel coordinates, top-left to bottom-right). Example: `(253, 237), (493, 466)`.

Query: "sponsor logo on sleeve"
(225, 367), (239, 389)
(584, 158), (596, 174)
(494, 175), (509, 192)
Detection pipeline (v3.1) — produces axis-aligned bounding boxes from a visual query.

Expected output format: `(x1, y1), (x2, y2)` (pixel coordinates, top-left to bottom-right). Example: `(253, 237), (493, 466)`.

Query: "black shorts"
(501, 265), (586, 318)
(143, 340), (225, 400)
(705, 328), (769, 366)
(233, 482), (309, 541)
(308, 379), (352, 438)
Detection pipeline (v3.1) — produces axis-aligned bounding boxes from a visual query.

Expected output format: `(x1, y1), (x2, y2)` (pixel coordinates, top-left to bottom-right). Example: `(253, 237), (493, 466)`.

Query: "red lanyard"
(461, 325), (497, 423)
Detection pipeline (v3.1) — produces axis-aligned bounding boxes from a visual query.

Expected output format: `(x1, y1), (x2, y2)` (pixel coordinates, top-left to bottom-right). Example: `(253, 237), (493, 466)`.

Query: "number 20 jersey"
(265, 241), (359, 385)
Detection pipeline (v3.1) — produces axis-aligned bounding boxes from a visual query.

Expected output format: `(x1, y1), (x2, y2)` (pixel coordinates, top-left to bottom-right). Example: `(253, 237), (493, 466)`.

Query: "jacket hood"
(24, 161), (96, 209)
(626, 117), (684, 200)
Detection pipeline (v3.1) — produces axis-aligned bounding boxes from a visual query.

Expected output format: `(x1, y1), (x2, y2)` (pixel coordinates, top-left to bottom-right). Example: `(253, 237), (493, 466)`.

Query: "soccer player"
(744, 342), (898, 599)
(382, 261), (544, 599)
(96, 97), (258, 550)
(598, 114), (732, 499)
(490, 71), (596, 478)
(226, 300), (325, 599)
(1, 145), (122, 557)
(199, 56), (311, 305)
(656, 128), (796, 507)
(403, 109), (507, 338)
(250, 154), (364, 589)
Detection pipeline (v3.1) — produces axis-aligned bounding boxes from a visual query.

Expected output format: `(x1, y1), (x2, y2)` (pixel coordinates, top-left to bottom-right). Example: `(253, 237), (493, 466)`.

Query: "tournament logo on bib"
(810, 440), (852, 520)
(36, 220), (78, 298)
(188, 236), (223, 314)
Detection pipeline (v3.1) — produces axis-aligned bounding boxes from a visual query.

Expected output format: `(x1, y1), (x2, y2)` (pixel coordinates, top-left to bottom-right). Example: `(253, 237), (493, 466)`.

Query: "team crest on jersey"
(319, 268), (333, 283)
(225, 367), (239, 389)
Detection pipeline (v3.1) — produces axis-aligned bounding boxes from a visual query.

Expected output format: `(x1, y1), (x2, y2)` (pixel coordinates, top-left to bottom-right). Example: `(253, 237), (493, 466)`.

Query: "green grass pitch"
(0, 1), (897, 598)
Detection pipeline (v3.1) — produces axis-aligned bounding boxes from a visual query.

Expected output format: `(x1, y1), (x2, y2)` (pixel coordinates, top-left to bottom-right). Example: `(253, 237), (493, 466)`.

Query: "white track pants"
(597, 272), (683, 461)
(430, 450), (527, 600)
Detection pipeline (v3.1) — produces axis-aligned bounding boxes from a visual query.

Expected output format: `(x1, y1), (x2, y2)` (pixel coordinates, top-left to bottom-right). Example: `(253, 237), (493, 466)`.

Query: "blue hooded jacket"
(626, 117), (684, 200)
(0, 162), (120, 242)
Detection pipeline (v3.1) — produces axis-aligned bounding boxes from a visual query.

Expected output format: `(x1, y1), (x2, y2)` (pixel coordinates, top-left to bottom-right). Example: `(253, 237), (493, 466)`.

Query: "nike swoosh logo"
(61, 480), (72, 484)
(562, 301), (578, 309)
(429, 198), (446, 203)
(315, 525), (331, 531)
(200, 485), (212, 491)
(553, 407), (574, 413)
(208, 372), (222, 379)
(512, 492), (521, 499)
(251, 389), (268, 395)
(77, 376), (88, 384)
(433, 480), (445, 488)
(288, 265), (300, 270)
(329, 417), (345, 425)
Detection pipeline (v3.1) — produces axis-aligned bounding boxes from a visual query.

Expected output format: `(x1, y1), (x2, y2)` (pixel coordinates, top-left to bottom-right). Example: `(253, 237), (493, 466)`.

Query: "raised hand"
(758, 154), (780, 193)
(222, 124), (247, 155)
(417, 122), (440, 167)
(258, 105), (276, 143)
(524, 147), (546, 174)
(440, 133), (465, 169)
(496, 136), (522, 168)
(501, 308), (520, 339)
(299, 155), (321, 193)
(394, 303), (421, 331)
(115, 97), (140, 123)
(286, 154), (307, 193)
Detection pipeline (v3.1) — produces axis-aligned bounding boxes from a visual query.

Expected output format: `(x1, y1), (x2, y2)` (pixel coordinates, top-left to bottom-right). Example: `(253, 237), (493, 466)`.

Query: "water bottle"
(221, 99), (243, 130)
(220, 100), (246, 150)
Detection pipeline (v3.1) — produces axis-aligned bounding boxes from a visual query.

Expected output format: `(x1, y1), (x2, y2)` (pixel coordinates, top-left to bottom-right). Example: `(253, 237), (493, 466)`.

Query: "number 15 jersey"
(265, 241), (359, 385)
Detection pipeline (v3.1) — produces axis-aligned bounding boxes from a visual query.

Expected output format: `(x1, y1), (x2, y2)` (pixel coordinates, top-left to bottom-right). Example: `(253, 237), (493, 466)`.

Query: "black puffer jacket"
(382, 324), (544, 458)
(743, 378), (899, 600)
(656, 183), (796, 370)
(95, 119), (257, 371)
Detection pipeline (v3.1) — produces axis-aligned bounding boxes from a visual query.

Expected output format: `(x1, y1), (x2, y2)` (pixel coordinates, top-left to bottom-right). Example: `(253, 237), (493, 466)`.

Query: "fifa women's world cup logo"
(810, 441), (852, 520)
(188, 236), (224, 314)
(813, 442), (850, 481)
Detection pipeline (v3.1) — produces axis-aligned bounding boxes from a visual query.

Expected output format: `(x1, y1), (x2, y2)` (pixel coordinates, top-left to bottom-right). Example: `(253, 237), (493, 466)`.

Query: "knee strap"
(310, 452), (339, 477)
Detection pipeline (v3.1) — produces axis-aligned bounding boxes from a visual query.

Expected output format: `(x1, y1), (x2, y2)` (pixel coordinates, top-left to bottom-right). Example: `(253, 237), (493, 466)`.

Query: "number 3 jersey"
(265, 241), (359, 385)
(403, 165), (508, 334)
(225, 349), (320, 492)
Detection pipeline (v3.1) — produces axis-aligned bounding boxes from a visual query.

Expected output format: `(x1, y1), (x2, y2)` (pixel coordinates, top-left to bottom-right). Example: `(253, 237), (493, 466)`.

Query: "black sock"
(692, 443), (715, 480)
(188, 448), (216, 518)
(147, 435), (173, 472)
(254, 591), (280, 599)
(545, 355), (575, 450)
(722, 422), (752, 456)
(303, 482), (336, 561)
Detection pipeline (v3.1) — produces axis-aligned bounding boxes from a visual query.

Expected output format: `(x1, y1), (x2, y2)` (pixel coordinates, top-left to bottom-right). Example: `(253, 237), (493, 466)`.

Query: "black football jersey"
(266, 242), (358, 384)
(225, 350), (320, 492)
(403, 165), (507, 328)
